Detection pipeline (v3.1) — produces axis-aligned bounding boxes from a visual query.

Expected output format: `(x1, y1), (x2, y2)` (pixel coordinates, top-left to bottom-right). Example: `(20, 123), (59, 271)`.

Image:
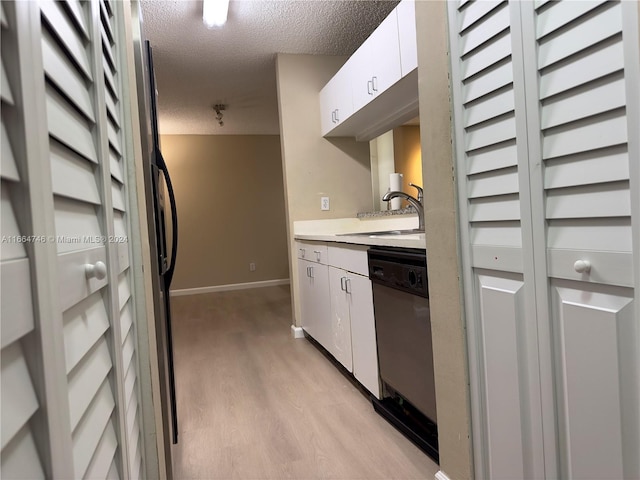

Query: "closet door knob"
(85, 261), (107, 280)
(573, 260), (591, 274)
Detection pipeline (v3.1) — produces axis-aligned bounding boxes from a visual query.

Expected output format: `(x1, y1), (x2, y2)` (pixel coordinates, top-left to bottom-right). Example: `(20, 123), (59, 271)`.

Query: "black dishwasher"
(368, 246), (438, 462)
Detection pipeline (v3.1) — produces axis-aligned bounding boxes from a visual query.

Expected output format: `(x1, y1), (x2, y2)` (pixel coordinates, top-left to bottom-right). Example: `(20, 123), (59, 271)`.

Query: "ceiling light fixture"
(213, 104), (226, 126)
(203, 0), (229, 28)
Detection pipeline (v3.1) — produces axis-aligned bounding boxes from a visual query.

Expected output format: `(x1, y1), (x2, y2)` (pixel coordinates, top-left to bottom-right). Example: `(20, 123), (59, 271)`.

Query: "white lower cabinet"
(297, 241), (380, 398)
(297, 257), (331, 352)
(328, 266), (354, 371)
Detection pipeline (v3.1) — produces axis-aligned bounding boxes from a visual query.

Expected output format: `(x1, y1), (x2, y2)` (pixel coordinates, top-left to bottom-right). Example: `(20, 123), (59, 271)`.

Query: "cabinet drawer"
(296, 241), (328, 264)
(327, 244), (369, 276)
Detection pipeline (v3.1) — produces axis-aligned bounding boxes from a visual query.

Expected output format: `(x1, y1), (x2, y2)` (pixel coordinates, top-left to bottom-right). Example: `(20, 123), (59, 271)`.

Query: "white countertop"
(293, 214), (426, 249)
(294, 232), (425, 249)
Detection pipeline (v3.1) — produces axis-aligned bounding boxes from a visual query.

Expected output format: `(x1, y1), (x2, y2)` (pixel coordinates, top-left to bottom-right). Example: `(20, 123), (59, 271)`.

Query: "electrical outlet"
(249, 262), (256, 271)
(321, 196), (330, 211)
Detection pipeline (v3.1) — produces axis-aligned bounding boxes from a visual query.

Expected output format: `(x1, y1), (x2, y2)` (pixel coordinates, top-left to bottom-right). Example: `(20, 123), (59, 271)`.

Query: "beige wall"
(393, 125), (423, 207)
(416, 2), (474, 479)
(276, 54), (372, 324)
(160, 135), (289, 291)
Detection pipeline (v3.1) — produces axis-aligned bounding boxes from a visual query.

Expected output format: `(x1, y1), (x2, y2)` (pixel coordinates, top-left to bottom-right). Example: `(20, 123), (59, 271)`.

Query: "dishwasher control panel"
(368, 247), (428, 298)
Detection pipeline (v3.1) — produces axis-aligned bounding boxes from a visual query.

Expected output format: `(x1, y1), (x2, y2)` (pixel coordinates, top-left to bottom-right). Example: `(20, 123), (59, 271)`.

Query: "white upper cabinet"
(350, 9), (402, 112)
(319, 0), (418, 139)
(397, 0), (418, 76)
(319, 64), (354, 139)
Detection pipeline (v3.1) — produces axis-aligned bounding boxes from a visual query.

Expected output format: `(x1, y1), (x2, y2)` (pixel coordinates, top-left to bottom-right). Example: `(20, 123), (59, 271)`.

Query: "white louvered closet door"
(1, 1), (145, 479)
(1, 2), (47, 478)
(449, 1), (640, 479)
(519, 1), (640, 479)
(448, 1), (546, 478)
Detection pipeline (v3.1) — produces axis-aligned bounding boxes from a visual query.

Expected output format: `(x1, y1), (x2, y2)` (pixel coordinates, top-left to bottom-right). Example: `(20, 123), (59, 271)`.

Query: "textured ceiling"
(140, 0), (399, 135)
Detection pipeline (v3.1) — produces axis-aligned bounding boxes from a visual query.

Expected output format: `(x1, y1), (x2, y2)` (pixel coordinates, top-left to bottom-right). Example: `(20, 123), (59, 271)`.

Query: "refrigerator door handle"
(156, 149), (178, 290)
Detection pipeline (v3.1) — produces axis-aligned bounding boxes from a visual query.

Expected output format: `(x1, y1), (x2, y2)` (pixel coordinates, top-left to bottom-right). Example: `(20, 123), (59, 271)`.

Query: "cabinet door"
(397, 0), (418, 75)
(351, 9), (402, 112)
(298, 259), (331, 351)
(347, 273), (379, 398)
(319, 65), (353, 136)
(328, 266), (353, 371)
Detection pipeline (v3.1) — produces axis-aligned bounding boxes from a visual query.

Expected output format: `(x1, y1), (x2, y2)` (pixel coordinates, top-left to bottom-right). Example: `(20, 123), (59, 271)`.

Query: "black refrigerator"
(131, 2), (179, 474)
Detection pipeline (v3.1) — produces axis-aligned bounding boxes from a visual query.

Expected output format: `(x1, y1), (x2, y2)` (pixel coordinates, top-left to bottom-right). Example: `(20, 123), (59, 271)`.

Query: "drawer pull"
(85, 261), (107, 280)
(300, 248), (306, 259)
(313, 250), (321, 262)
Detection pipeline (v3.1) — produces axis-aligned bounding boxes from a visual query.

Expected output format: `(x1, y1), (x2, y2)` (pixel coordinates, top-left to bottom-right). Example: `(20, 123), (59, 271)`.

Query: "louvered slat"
(40, 0), (92, 81)
(101, 27), (116, 72)
(107, 122), (122, 155)
(122, 330), (135, 376)
(46, 85), (98, 164)
(54, 197), (104, 254)
(535, 0), (607, 40)
(459, 0), (505, 33)
(107, 459), (120, 480)
(0, 425), (45, 479)
(105, 90), (121, 128)
(83, 420), (118, 480)
(1, 123), (19, 182)
(63, 0), (90, 41)
(42, 29), (95, 122)
(118, 272), (131, 308)
(467, 140), (517, 174)
(51, 141), (101, 205)
(99, 0), (114, 45)
(547, 218), (632, 251)
(1, 187), (26, 260)
(463, 61), (513, 104)
(1, 259), (35, 349)
(0, 2), (7, 27)
(67, 337), (112, 431)
(541, 75), (625, 130)
(537, 2), (621, 70)
(71, 383), (115, 477)
(63, 290), (110, 373)
(112, 182), (125, 211)
(110, 150), (124, 184)
(1, 57), (14, 105)
(120, 300), (133, 342)
(462, 31), (511, 80)
(539, 40), (623, 99)
(460, 2), (509, 56)
(544, 147), (629, 189)
(466, 114), (516, 151)
(1, 343), (39, 449)
(465, 87), (515, 128)
(103, 56), (117, 99)
(468, 168), (519, 198)
(124, 357), (136, 404)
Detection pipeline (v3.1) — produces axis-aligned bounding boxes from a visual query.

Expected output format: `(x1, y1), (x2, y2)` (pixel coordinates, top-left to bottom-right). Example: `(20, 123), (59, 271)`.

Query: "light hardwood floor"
(170, 285), (439, 479)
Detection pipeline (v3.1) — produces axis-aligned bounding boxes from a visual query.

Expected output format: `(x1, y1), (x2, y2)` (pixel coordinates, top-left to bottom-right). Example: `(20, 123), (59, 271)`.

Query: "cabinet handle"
(85, 261), (107, 280)
(331, 110), (336, 123)
(335, 109), (339, 123)
(367, 79), (373, 95)
(345, 278), (352, 294)
(314, 250), (321, 262)
(309, 266), (314, 278)
(574, 260), (591, 274)
(372, 76), (378, 92)
(300, 248), (306, 259)
(340, 277), (346, 291)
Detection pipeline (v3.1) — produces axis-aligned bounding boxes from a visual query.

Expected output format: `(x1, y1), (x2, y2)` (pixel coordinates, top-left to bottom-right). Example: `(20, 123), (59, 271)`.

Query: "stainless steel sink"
(337, 229), (424, 237)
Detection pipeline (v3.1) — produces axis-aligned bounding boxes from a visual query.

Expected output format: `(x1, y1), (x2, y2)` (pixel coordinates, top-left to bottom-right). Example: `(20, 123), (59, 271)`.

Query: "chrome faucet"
(382, 190), (425, 231)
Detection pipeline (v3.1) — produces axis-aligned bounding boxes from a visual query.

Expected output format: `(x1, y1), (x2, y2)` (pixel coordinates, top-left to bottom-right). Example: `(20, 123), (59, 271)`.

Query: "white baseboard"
(290, 325), (304, 339)
(435, 471), (451, 480)
(170, 279), (289, 297)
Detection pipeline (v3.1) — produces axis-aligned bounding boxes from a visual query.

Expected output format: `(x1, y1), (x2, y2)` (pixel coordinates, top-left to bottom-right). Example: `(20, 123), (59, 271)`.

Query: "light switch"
(321, 197), (330, 211)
